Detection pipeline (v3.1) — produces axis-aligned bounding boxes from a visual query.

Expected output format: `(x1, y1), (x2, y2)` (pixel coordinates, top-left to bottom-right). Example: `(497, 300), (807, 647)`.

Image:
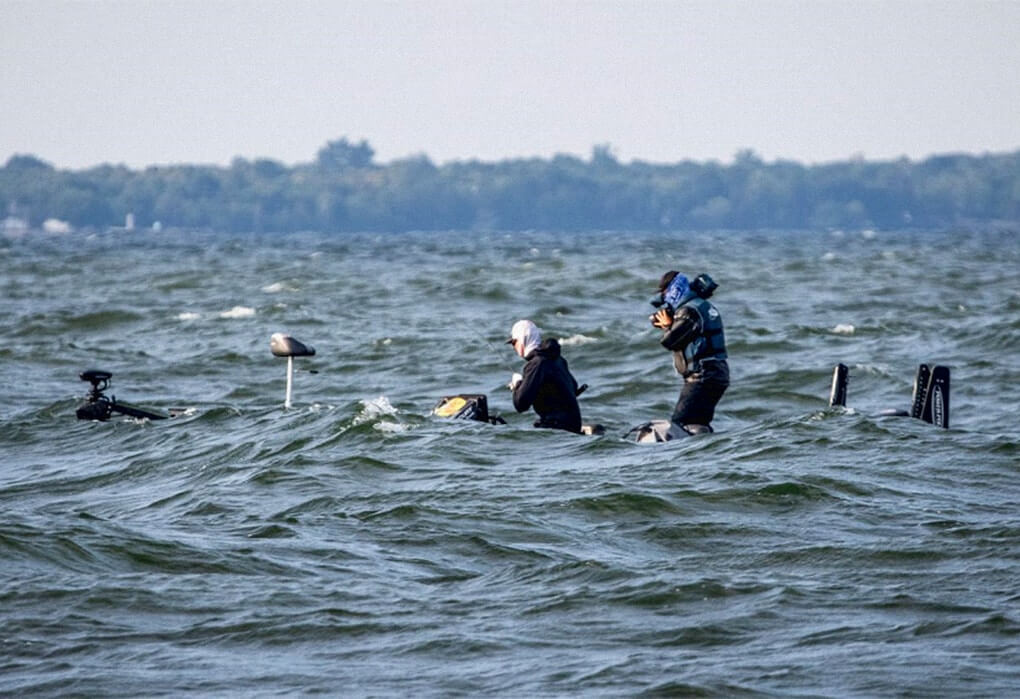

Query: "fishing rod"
(466, 322), (589, 397)
(481, 334), (519, 375)
(457, 320), (518, 374)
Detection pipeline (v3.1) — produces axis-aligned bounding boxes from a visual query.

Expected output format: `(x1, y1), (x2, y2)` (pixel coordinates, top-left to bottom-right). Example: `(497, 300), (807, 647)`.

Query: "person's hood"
(508, 319), (542, 357)
(533, 338), (562, 359)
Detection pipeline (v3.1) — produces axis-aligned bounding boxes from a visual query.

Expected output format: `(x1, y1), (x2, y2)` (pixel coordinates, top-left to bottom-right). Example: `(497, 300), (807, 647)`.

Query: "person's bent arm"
(512, 361), (541, 412)
(660, 307), (702, 352)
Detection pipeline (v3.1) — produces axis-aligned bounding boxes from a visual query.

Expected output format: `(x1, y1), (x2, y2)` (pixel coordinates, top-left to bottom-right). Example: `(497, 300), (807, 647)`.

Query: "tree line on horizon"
(2, 138), (1018, 233)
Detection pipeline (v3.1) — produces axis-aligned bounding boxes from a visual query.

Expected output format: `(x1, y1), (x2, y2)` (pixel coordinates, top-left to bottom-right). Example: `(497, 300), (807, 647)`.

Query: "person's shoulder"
(676, 305), (701, 321)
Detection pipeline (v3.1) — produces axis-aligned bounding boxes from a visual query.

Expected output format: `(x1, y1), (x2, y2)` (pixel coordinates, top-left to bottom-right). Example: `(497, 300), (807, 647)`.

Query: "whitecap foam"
(360, 396), (398, 417)
(306, 403), (336, 413)
(262, 282), (297, 293)
(219, 306), (255, 319)
(559, 333), (598, 346)
(352, 396), (401, 428)
(832, 323), (855, 335)
(177, 312), (202, 321)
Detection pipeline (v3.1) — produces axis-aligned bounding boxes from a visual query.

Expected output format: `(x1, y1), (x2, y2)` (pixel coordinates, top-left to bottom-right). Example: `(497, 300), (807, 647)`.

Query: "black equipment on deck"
(829, 363), (950, 429)
(433, 394), (506, 425)
(828, 363), (849, 408)
(910, 363), (950, 428)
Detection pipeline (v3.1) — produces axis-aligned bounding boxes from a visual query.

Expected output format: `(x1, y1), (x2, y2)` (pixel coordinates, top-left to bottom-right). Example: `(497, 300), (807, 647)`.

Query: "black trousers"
(672, 360), (729, 428)
(534, 413), (582, 434)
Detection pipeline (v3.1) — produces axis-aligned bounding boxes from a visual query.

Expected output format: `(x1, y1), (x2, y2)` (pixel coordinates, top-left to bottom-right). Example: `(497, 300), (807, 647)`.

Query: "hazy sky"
(3, 0), (1019, 169)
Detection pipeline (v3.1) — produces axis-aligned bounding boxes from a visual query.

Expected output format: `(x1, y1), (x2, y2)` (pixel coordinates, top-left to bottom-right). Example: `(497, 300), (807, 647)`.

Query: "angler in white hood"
(506, 319), (583, 434)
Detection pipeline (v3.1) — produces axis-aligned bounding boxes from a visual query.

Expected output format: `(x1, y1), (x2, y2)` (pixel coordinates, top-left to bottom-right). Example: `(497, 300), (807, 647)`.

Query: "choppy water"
(2, 228), (1019, 696)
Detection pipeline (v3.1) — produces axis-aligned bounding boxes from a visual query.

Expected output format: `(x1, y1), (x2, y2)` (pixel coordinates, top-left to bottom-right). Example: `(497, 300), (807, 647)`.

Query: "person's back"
(506, 320), (582, 434)
(512, 338), (582, 433)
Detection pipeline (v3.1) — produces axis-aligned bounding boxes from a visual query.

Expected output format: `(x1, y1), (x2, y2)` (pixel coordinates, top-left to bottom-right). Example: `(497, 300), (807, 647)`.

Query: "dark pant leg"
(671, 361), (730, 427)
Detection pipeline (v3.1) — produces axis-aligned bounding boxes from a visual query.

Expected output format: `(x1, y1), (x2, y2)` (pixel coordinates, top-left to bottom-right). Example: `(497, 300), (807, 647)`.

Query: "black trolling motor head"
(80, 368), (113, 394)
(76, 369), (114, 420)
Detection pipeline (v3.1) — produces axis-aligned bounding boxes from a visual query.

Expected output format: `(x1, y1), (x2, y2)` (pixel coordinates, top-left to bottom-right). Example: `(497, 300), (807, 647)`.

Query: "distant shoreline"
(3, 140), (1018, 234)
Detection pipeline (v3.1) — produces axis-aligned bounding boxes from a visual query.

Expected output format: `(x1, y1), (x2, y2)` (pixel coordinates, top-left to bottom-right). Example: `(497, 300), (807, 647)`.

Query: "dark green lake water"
(2, 228), (1018, 695)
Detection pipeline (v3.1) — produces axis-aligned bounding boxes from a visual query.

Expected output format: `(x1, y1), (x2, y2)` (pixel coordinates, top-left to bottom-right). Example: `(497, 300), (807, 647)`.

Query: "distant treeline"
(2, 139), (1019, 232)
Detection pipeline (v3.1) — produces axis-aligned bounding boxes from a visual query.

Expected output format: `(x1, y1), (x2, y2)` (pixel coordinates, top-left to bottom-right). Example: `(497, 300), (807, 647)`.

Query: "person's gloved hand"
(651, 308), (674, 329)
(508, 372), (523, 390)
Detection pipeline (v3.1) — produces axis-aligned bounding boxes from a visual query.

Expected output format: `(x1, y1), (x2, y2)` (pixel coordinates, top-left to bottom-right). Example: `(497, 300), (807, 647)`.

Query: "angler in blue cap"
(650, 271), (729, 434)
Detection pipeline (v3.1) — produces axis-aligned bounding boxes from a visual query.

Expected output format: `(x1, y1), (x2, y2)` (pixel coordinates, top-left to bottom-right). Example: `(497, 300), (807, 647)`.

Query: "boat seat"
(270, 333), (316, 358)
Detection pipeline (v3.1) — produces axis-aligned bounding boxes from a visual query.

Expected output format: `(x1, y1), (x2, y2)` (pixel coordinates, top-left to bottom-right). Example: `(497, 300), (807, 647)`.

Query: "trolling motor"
(76, 369), (170, 421)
